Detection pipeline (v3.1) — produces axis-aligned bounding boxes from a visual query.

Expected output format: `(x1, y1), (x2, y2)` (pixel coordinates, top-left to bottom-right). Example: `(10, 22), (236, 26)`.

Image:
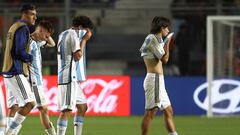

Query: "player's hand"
(167, 32), (174, 39)
(82, 28), (92, 41)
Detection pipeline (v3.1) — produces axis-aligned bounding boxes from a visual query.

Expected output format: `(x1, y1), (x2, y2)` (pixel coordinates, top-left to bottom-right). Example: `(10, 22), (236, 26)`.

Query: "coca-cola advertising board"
(0, 76), (130, 116)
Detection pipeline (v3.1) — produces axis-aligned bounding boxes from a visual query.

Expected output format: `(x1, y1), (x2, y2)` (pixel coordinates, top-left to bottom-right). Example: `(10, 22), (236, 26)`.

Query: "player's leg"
(37, 106), (56, 135)
(32, 85), (56, 135)
(4, 78), (22, 134)
(141, 108), (158, 135)
(57, 110), (70, 135)
(57, 84), (73, 135)
(5, 75), (35, 135)
(141, 73), (160, 135)
(6, 105), (18, 129)
(162, 106), (178, 135)
(6, 105), (22, 135)
(4, 81), (19, 128)
(74, 104), (87, 135)
(159, 75), (178, 135)
(74, 82), (87, 135)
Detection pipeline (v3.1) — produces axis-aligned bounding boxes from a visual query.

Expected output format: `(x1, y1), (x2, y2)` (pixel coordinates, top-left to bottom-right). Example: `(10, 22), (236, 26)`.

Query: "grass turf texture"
(19, 116), (240, 135)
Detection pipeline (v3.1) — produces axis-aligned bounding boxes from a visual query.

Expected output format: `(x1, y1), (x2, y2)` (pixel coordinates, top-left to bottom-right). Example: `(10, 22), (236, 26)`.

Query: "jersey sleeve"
(69, 31), (80, 53)
(38, 41), (47, 47)
(15, 26), (33, 62)
(148, 36), (165, 59)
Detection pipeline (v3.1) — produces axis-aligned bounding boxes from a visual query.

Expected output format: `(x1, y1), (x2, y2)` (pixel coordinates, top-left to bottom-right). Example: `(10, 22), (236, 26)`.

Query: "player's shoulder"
(59, 29), (73, 36)
(30, 40), (38, 49)
(147, 34), (155, 38)
(79, 29), (87, 34)
(144, 34), (156, 43)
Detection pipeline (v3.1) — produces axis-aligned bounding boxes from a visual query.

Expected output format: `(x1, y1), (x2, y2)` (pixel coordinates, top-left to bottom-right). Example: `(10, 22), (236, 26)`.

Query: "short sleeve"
(38, 41), (47, 47)
(148, 36), (165, 59)
(69, 31), (80, 53)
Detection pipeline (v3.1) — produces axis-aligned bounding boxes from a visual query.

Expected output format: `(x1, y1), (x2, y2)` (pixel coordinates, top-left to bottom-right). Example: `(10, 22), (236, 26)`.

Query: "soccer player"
(28, 20), (56, 135)
(139, 16), (178, 135)
(2, 4), (37, 135)
(57, 16), (93, 135)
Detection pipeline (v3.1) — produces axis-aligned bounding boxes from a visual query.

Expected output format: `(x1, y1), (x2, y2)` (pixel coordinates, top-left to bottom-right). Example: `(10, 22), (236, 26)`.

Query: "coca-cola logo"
(0, 76), (130, 116)
(82, 79), (123, 114)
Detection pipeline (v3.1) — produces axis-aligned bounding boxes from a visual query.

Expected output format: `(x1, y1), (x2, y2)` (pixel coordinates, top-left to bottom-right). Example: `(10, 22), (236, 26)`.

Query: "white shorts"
(57, 81), (87, 111)
(4, 74), (35, 108)
(32, 85), (47, 107)
(143, 73), (171, 110)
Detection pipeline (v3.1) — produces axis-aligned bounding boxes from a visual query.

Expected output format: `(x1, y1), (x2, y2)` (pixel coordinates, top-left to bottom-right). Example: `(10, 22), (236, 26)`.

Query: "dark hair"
(20, 4), (36, 13)
(72, 15), (94, 30)
(38, 20), (54, 35)
(150, 16), (171, 34)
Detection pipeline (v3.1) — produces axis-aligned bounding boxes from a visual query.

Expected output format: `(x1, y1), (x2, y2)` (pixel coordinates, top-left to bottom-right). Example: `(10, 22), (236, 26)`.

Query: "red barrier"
(0, 76), (130, 116)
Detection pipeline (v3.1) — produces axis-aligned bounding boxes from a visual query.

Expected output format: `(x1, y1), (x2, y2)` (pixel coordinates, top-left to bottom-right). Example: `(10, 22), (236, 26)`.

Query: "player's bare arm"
(161, 37), (172, 64)
(73, 29), (92, 61)
(45, 37), (55, 47)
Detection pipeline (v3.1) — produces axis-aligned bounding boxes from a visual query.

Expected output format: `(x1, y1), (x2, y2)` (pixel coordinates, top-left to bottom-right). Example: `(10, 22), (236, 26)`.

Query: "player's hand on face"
(167, 32), (174, 39)
(83, 28), (92, 41)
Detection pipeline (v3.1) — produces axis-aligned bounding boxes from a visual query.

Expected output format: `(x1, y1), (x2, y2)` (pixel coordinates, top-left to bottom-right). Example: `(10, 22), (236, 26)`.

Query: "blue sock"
(74, 116), (84, 125)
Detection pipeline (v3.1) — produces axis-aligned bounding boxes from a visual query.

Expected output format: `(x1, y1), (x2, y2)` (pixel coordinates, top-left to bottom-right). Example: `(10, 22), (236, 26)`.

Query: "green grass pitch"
(19, 115), (240, 135)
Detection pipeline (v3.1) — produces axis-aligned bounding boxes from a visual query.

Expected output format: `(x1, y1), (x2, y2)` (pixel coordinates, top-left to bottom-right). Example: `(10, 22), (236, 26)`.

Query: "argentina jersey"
(28, 40), (46, 86)
(57, 29), (87, 84)
(140, 34), (164, 59)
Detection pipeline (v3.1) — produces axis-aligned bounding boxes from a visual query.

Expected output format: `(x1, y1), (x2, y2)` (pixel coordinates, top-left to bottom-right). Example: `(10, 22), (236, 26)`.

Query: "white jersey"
(140, 34), (165, 59)
(28, 39), (46, 86)
(57, 28), (87, 84)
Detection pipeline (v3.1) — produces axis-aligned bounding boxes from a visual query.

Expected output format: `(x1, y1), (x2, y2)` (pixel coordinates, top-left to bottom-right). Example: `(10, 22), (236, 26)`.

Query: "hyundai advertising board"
(131, 76), (240, 115)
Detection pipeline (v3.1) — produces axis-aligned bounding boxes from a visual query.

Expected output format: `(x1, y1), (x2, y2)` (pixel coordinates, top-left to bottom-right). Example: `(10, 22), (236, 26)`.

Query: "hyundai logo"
(193, 79), (240, 114)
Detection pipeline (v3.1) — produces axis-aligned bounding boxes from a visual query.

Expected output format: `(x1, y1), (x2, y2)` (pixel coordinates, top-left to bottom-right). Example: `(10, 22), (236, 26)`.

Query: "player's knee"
(164, 107), (174, 118)
(145, 110), (157, 119)
(37, 106), (48, 114)
(76, 104), (87, 113)
(25, 101), (36, 109)
(10, 104), (19, 112)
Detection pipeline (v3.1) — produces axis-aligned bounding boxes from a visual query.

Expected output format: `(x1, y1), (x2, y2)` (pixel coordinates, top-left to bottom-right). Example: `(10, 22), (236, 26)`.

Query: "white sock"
(5, 117), (15, 134)
(0, 117), (6, 134)
(0, 126), (4, 135)
(57, 120), (68, 135)
(45, 122), (56, 135)
(169, 131), (178, 135)
(6, 112), (25, 134)
(0, 130), (4, 135)
(11, 113), (25, 128)
(6, 117), (14, 129)
(74, 116), (84, 135)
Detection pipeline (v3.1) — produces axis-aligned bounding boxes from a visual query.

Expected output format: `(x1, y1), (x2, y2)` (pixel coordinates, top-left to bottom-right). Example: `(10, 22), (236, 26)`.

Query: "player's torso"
(28, 40), (43, 86)
(144, 58), (163, 74)
(141, 34), (164, 74)
(57, 29), (87, 84)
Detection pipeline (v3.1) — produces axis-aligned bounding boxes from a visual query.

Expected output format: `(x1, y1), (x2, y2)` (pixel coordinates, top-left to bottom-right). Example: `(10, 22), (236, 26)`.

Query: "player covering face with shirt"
(140, 16), (178, 135)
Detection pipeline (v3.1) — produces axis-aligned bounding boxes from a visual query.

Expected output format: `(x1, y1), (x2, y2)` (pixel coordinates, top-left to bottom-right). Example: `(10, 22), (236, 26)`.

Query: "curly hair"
(72, 15), (94, 30)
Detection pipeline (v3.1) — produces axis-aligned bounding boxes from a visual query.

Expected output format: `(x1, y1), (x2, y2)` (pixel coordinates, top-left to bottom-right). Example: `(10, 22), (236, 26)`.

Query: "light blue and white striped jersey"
(140, 34), (165, 59)
(57, 28), (87, 84)
(28, 39), (46, 86)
